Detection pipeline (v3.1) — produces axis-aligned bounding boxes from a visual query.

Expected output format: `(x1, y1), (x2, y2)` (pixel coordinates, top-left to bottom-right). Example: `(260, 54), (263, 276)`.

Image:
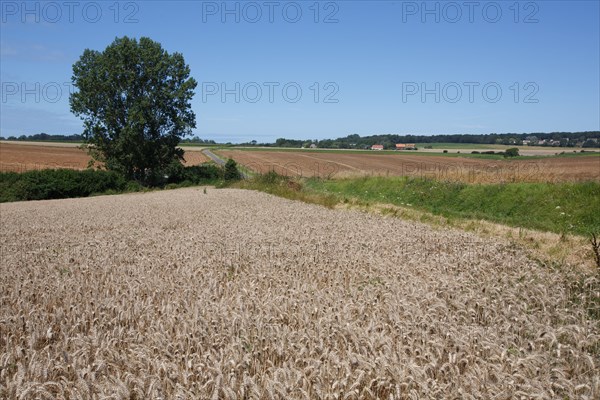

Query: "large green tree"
(70, 36), (197, 183)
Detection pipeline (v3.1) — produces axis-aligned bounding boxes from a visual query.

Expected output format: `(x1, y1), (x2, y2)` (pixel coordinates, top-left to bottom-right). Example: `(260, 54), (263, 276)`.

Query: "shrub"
(224, 159), (242, 181)
(144, 162), (224, 187)
(164, 160), (186, 183)
(471, 151), (480, 154)
(504, 148), (520, 157)
(443, 150), (448, 153)
(183, 164), (223, 183)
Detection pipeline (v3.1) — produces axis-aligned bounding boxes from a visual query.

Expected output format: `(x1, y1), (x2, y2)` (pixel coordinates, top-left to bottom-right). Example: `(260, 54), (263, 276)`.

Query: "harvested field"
(181, 147), (211, 165)
(0, 142), (210, 172)
(0, 142), (91, 172)
(218, 150), (600, 183)
(1, 188), (598, 398)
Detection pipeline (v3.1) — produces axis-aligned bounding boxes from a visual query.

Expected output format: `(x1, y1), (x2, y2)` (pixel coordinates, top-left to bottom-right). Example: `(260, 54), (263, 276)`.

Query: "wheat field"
(1, 188), (598, 399)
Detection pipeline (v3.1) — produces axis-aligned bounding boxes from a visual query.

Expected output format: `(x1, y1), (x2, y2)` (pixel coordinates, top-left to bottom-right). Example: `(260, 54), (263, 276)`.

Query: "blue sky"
(1, 0), (599, 143)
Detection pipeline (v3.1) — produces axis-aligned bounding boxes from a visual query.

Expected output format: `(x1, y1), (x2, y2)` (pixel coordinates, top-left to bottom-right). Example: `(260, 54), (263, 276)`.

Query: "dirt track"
(1, 188), (598, 398)
(0, 142), (209, 172)
(218, 150), (600, 183)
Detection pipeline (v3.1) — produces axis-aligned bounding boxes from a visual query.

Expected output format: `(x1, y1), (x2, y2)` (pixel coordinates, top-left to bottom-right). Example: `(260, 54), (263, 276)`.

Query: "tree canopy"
(70, 36), (197, 183)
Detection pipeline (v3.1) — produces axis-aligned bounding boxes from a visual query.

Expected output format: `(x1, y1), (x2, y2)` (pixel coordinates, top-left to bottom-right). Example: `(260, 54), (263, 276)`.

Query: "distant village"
(370, 144), (417, 151)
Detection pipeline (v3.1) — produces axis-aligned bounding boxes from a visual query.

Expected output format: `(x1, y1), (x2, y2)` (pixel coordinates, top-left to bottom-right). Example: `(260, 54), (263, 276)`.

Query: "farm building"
(371, 144), (384, 150)
(396, 143), (416, 150)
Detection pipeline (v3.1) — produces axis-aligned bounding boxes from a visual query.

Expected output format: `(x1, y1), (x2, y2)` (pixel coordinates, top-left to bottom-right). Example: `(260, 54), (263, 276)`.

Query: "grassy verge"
(232, 173), (599, 237)
(305, 176), (600, 236)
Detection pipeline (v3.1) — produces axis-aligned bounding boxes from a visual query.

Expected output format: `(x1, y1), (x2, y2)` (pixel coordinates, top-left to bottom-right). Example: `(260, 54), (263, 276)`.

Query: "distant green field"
(416, 142), (508, 149)
(216, 146), (513, 159)
(524, 151), (600, 160)
(180, 143), (223, 148)
(415, 142), (600, 151)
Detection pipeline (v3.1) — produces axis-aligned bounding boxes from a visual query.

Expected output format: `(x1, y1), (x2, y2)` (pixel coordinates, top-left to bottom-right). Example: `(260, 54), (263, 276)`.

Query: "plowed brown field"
(0, 142), (90, 172)
(0, 142), (210, 172)
(218, 150), (600, 183)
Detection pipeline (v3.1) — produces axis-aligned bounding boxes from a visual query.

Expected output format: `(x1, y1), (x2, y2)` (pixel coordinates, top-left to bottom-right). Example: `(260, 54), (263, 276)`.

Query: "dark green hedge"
(0, 164), (225, 203)
(0, 169), (129, 202)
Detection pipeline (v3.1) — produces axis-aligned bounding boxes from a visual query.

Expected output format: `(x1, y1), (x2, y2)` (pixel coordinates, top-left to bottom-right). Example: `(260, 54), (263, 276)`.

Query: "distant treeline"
(252, 132), (600, 149)
(3, 131), (599, 149)
(0, 133), (218, 145)
(1, 133), (84, 142)
(180, 137), (217, 144)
